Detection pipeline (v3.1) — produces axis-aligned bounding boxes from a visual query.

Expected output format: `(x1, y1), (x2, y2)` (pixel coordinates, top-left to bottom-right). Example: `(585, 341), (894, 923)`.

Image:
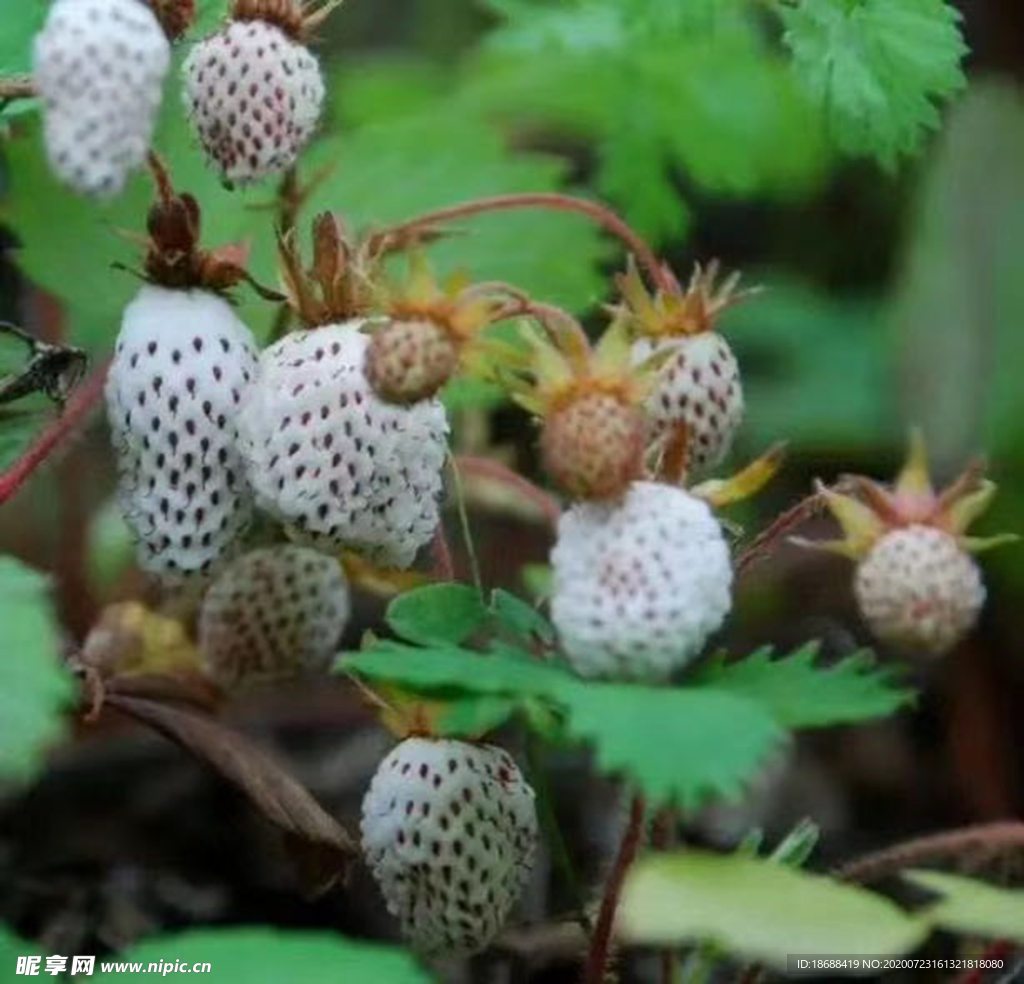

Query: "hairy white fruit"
(33, 0), (170, 197)
(854, 525), (984, 655)
(182, 19), (324, 185)
(551, 481), (733, 679)
(199, 545), (350, 687)
(106, 285), (259, 581)
(361, 737), (537, 956)
(634, 332), (743, 472)
(238, 322), (448, 569)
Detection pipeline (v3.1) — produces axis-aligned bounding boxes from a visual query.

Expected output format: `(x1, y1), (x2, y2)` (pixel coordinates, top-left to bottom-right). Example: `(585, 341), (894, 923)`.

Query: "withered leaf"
(106, 693), (357, 893)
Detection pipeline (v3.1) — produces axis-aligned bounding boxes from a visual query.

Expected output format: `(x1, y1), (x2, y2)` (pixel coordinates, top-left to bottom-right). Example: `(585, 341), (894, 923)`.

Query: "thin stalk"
(376, 193), (671, 294)
(447, 451), (483, 597)
(525, 736), (593, 939)
(585, 794), (645, 984)
(0, 361), (109, 505)
(734, 489), (824, 578)
(0, 75), (36, 102)
(430, 523), (456, 581)
(652, 808), (679, 984)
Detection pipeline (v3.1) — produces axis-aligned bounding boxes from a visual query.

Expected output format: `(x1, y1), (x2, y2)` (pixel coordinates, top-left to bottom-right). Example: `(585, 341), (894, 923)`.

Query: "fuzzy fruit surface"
(199, 545), (350, 687)
(551, 481), (733, 679)
(854, 525), (984, 655)
(33, 0), (170, 197)
(361, 737), (537, 956)
(635, 332), (743, 473)
(542, 391), (645, 499)
(182, 19), (323, 184)
(237, 322), (448, 569)
(365, 319), (458, 405)
(106, 286), (259, 581)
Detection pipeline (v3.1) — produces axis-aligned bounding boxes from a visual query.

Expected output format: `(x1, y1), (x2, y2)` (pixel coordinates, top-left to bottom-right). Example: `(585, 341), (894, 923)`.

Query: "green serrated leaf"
(0, 0), (47, 77)
(92, 928), (433, 983)
(905, 870), (1024, 944)
(340, 640), (574, 701)
(780, 0), (967, 166)
(436, 693), (520, 737)
(490, 588), (555, 645)
(694, 644), (912, 728)
(559, 681), (788, 810)
(386, 583), (489, 645)
(620, 850), (930, 966)
(0, 556), (73, 781)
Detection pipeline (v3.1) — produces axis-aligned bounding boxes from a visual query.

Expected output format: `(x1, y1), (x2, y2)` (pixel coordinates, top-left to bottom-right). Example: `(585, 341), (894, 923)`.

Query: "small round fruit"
(541, 391), (645, 500)
(364, 319), (458, 405)
(551, 481), (733, 679)
(199, 545), (350, 687)
(854, 525), (984, 655)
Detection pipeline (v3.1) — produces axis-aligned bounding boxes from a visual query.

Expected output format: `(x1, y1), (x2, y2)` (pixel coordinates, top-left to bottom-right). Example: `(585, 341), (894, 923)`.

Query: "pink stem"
(430, 524), (456, 581)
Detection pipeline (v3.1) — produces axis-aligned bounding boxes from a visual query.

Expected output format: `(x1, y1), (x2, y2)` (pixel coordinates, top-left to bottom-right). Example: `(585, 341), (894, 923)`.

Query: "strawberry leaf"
(619, 850), (930, 965)
(385, 583), (489, 645)
(558, 680), (788, 810)
(340, 640), (575, 702)
(780, 0), (967, 167)
(92, 929), (433, 984)
(903, 870), (1024, 944)
(692, 643), (913, 728)
(489, 588), (556, 645)
(0, 556), (74, 782)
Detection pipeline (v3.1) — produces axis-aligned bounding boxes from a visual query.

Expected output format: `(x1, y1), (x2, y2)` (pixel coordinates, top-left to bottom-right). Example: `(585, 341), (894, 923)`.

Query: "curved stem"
(378, 193), (671, 294)
(832, 822), (1024, 884)
(735, 489), (824, 579)
(0, 361), (109, 506)
(454, 455), (561, 528)
(585, 794), (645, 984)
(430, 523), (455, 580)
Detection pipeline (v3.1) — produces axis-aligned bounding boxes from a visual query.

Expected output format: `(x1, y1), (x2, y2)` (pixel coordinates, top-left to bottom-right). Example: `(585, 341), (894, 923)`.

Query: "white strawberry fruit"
(106, 285), (259, 581)
(551, 481), (733, 680)
(33, 0), (171, 197)
(182, 0), (326, 186)
(854, 526), (984, 656)
(237, 322), (448, 569)
(361, 737), (538, 956)
(635, 330), (743, 472)
(614, 260), (753, 475)
(199, 544), (350, 687)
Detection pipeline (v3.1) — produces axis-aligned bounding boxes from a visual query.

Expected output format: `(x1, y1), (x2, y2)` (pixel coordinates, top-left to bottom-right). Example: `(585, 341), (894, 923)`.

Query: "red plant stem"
(454, 454), (562, 528)
(953, 940), (1013, 984)
(378, 193), (671, 294)
(0, 361), (109, 506)
(734, 489), (824, 579)
(430, 524), (456, 581)
(832, 822), (1024, 884)
(585, 794), (646, 984)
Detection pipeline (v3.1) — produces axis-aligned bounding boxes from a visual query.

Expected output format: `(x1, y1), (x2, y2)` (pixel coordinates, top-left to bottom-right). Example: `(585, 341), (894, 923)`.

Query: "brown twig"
(734, 489), (824, 579)
(374, 193), (671, 294)
(0, 75), (36, 102)
(832, 822), (1024, 884)
(454, 454), (562, 528)
(0, 361), (109, 506)
(585, 794), (646, 984)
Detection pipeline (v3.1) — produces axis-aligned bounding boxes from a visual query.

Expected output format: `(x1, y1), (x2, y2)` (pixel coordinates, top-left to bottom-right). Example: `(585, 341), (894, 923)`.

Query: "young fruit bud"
(495, 314), (664, 501)
(541, 390), (645, 500)
(365, 318), (459, 406)
(795, 431), (1017, 656)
